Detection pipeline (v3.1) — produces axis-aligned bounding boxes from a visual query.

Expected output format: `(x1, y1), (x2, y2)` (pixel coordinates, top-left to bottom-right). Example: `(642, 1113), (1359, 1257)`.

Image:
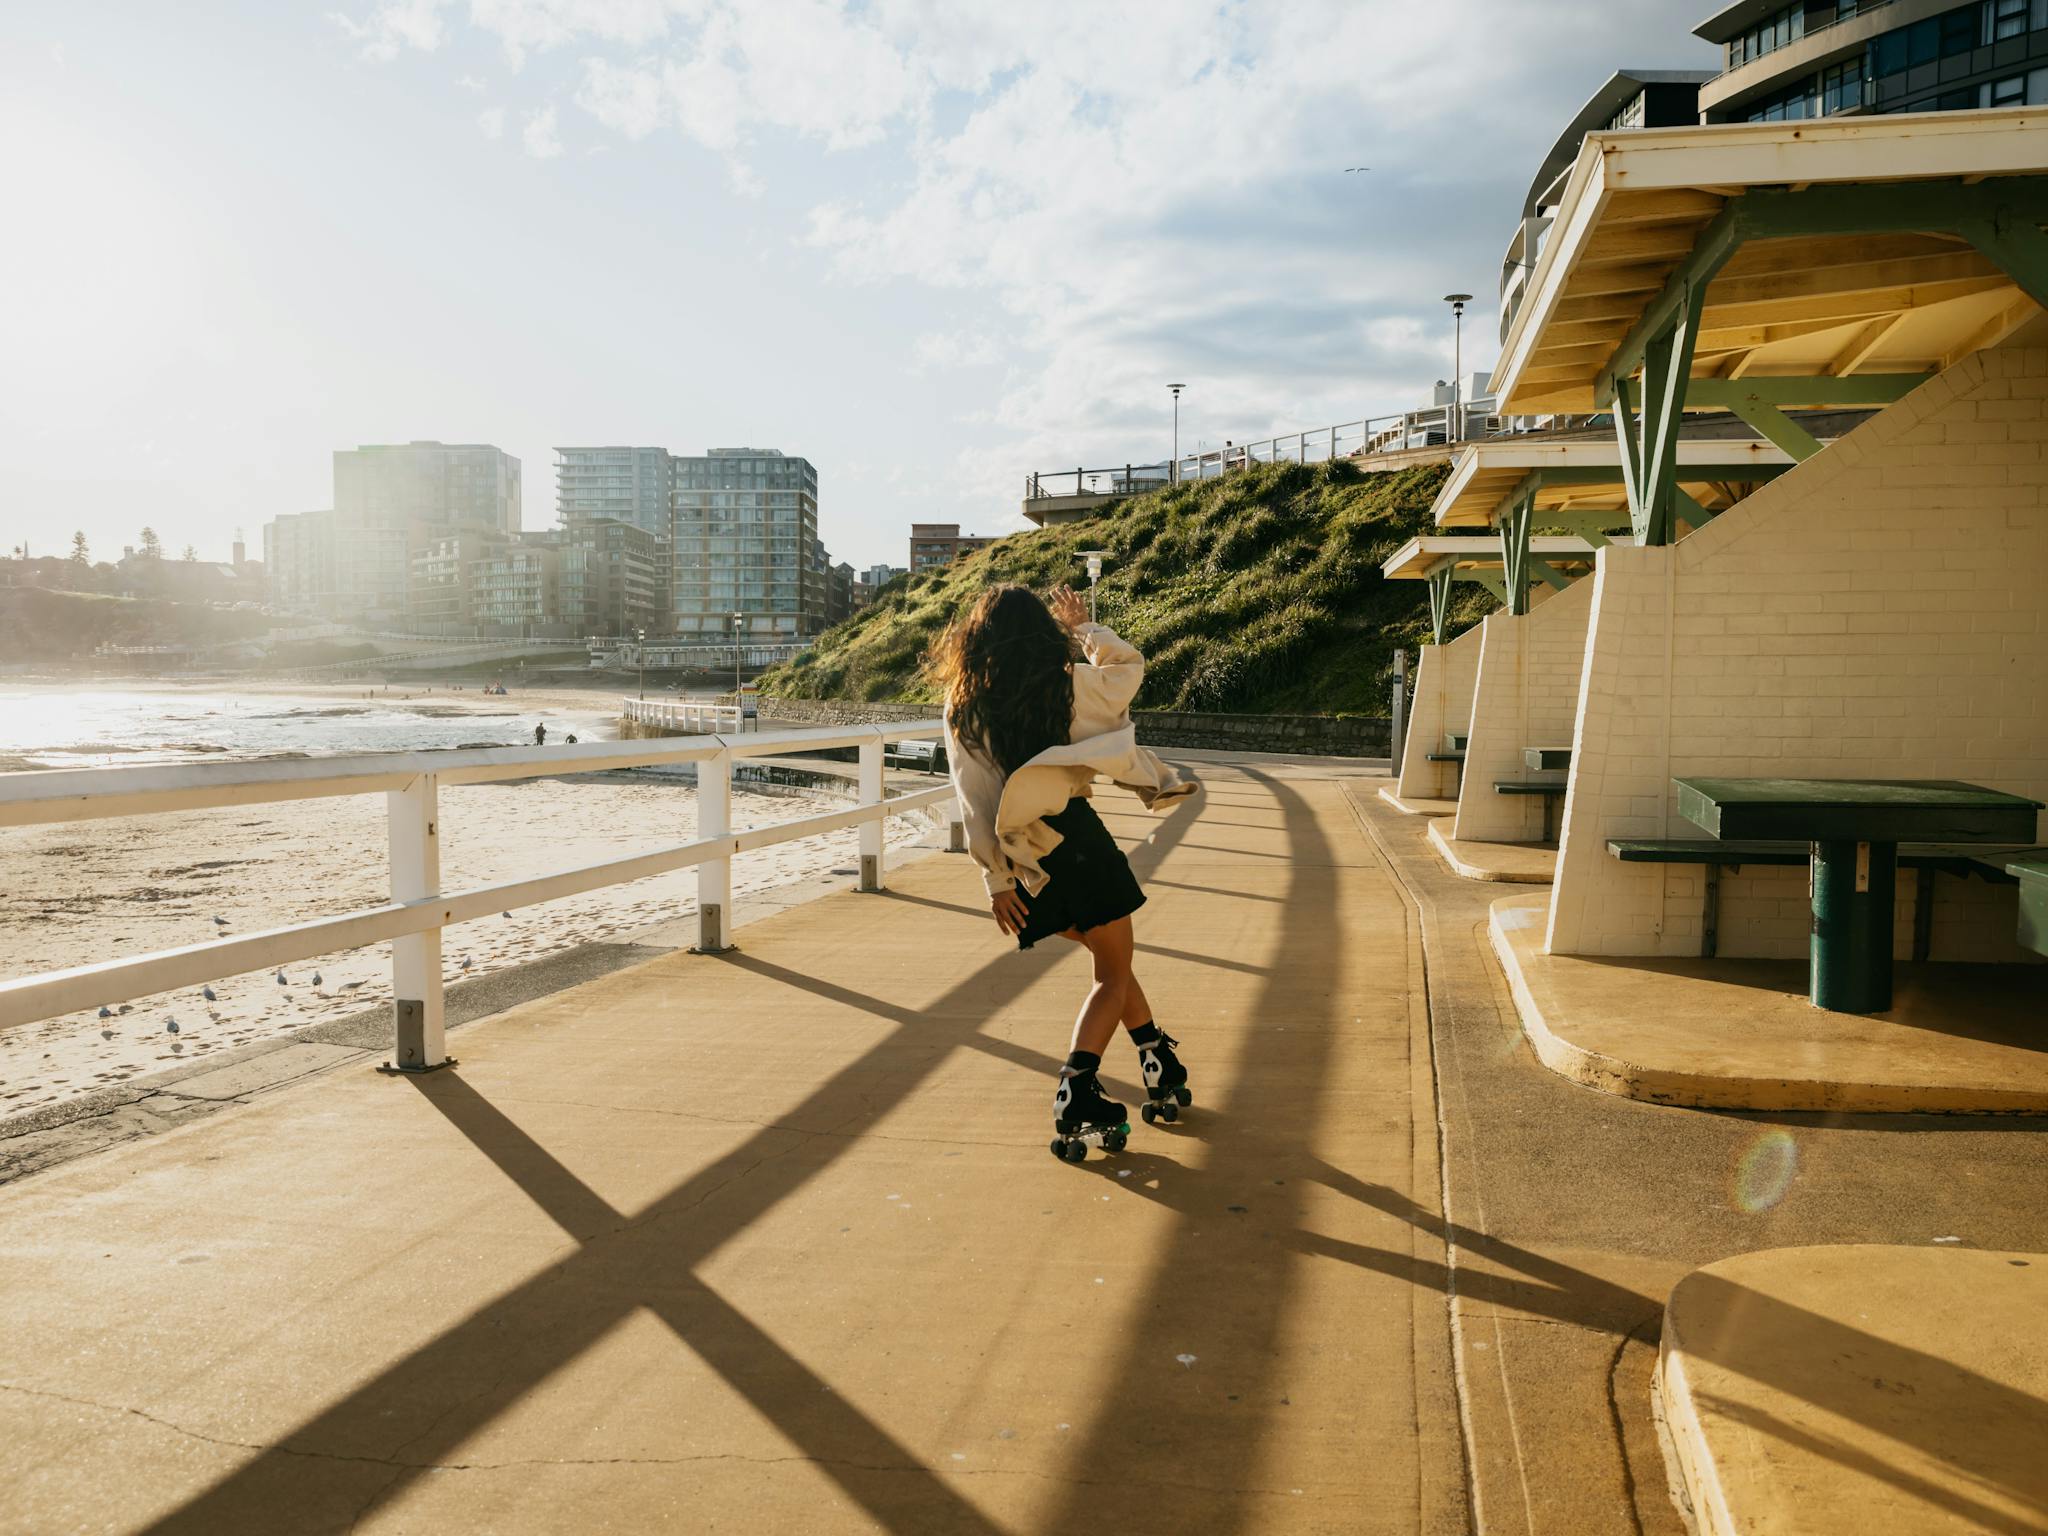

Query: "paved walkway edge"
(1377, 785), (1455, 817)
(1426, 820), (1555, 884)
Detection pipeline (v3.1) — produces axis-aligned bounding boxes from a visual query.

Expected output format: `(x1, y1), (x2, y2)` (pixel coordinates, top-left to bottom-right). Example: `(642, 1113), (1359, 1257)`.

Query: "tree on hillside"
(181, 544), (198, 562)
(70, 531), (89, 566)
(138, 527), (163, 560)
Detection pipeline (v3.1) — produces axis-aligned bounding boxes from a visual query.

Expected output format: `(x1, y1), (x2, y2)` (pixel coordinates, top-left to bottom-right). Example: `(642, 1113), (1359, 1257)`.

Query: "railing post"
(859, 732), (885, 892)
(695, 746), (733, 952)
(384, 773), (448, 1072)
(947, 797), (967, 854)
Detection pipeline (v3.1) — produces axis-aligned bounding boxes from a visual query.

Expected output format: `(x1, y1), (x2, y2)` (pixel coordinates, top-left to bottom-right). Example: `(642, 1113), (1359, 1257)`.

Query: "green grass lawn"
(761, 459), (1493, 714)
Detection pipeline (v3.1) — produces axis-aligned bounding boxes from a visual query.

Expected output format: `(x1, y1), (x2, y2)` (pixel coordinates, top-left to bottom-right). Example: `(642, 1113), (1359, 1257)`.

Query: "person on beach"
(533, 722), (547, 746)
(933, 583), (1199, 1148)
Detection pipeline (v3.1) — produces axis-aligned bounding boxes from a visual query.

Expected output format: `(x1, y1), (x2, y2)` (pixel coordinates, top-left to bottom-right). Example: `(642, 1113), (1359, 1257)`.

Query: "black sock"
(1063, 1050), (1101, 1075)
(1129, 1022), (1161, 1046)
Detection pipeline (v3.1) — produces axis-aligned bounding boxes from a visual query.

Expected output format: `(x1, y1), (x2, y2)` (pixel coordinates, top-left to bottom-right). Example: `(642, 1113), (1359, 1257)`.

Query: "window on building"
(1988, 72), (2027, 104)
(1992, 0), (2030, 39)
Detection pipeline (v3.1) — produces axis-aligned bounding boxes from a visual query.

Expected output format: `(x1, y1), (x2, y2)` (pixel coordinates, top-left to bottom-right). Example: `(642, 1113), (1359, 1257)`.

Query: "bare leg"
(1066, 917), (1134, 1058)
(1057, 929), (1152, 1033)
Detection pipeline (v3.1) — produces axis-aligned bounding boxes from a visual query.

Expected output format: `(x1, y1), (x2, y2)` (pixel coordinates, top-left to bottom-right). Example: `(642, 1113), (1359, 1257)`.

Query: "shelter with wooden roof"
(1470, 108), (2048, 969)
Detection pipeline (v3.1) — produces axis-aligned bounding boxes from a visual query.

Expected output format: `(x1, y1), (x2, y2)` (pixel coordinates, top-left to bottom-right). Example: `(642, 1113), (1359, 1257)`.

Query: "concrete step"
(1659, 1244), (2048, 1535)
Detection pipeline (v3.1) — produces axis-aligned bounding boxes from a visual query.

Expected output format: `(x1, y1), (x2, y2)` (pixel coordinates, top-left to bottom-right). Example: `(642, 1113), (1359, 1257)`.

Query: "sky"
(0, 0), (1714, 572)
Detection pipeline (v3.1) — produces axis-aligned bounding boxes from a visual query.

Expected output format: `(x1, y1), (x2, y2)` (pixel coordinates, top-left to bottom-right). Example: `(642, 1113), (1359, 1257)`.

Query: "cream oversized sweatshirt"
(943, 622), (1198, 898)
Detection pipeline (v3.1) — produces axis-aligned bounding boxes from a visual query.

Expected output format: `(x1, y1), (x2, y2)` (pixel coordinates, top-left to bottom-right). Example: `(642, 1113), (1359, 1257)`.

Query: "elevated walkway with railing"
(0, 755), (1461, 1533)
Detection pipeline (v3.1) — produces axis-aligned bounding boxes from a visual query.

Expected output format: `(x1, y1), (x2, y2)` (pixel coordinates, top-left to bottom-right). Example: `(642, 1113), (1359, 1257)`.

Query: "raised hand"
(1046, 584), (1089, 629)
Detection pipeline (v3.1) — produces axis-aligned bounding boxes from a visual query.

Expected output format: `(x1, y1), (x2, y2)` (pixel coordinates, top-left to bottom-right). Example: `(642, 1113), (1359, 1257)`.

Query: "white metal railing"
(1025, 403), (1519, 502)
(0, 722), (960, 1070)
(623, 697), (741, 734)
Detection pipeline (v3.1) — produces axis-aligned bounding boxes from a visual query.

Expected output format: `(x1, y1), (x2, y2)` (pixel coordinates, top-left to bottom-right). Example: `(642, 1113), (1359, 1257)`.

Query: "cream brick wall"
(1397, 623), (1483, 799)
(1453, 579), (1593, 843)
(1546, 346), (2048, 962)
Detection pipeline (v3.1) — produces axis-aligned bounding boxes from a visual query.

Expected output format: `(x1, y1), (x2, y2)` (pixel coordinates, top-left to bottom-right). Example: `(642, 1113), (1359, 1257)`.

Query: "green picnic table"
(1673, 776), (2045, 1013)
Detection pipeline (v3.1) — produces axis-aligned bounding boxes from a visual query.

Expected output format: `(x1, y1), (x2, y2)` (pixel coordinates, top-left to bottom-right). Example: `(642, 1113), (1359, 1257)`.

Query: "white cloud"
(329, 0), (448, 60)
(338, 0), (1712, 498)
(575, 56), (666, 139)
(911, 330), (1001, 372)
(477, 106), (507, 139)
(458, 72), (488, 91)
(522, 103), (564, 158)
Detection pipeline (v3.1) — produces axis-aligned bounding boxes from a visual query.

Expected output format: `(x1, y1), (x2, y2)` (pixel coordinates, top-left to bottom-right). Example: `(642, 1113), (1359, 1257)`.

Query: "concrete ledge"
(1427, 820), (1555, 883)
(1659, 1245), (2048, 1535)
(1378, 784), (1458, 817)
(1489, 893), (2048, 1111)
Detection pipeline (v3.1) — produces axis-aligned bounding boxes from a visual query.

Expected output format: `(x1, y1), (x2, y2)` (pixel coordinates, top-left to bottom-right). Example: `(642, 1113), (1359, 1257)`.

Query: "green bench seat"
(1606, 839), (2048, 959)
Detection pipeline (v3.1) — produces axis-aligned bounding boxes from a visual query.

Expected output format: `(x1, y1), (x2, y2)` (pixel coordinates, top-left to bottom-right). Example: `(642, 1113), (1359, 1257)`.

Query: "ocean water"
(0, 686), (620, 771)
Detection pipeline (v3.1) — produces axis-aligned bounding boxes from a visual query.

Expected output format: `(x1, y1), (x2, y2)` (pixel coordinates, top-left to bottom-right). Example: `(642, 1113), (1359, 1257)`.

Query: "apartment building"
(909, 524), (995, 572)
(558, 517), (663, 638)
(406, 527), (513, 633)
(1696, 0), (2048, 122)
(263, 511), (334, 614)
(670, 448), (825, 642)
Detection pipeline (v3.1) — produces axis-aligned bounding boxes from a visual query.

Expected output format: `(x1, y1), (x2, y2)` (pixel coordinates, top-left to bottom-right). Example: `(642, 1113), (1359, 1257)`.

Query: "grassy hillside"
(761, 459), (1493, 715)
(0, 587), (274, 662)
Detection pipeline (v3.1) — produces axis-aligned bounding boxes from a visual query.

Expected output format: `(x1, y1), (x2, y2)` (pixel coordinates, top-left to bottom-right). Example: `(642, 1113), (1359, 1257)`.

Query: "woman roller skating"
(931, 582), (1199, 1161)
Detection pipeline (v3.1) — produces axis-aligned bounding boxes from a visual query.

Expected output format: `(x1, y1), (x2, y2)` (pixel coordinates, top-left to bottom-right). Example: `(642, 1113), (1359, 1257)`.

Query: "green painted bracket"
(1527, 558), (1571, 591)
(1723, 395), (1824, 460)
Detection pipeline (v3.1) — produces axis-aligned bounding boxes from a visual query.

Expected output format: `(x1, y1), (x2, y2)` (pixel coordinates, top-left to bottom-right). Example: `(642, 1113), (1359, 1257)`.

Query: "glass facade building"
(669, 449), (825, 643)
(1698, 0), (2048, 122)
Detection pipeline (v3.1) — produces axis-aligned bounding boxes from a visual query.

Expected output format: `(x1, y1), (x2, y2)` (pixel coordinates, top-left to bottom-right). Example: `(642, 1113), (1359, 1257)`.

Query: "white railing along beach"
(622, 697), (742, 734)
(0, 722), (959, 1071)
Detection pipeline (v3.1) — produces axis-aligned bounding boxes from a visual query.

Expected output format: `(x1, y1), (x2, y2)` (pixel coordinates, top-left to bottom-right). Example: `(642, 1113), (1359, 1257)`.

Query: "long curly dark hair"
(927, 584), (1080, 776)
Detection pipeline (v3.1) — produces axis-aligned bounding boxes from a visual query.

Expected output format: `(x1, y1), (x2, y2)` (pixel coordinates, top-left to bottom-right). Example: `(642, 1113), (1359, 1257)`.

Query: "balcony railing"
(0, 723), (959, 1070)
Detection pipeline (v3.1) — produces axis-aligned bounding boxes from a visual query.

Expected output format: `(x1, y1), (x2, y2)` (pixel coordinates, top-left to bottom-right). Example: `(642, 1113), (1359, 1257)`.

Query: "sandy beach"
(0, 679), (945, 1123)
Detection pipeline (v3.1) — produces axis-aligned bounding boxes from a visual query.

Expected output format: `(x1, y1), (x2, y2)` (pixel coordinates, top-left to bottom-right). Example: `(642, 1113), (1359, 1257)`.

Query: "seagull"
(212, 915), (229, 927)
(337, 979), (368, 992)
(165, 1019), (180, 1034)
(459, 957), (473, 971)
(311, 972), (323, 987)
(502, 911), (513, 920)
(98, 1006), (113, 1019)
(202, 985), (217, 1003)
(1343, 165), (1371, 173)
(276, 970), (289, 986)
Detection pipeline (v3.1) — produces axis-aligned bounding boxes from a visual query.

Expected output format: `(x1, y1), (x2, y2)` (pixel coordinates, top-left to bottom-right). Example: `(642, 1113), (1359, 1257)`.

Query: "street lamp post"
(1168, 383), (1185, 484)
(636, 627), (646, 701)
(732, 611), (743, 729)
(1079, 551), (1109, 623)
(1443, 294), (1473, 441)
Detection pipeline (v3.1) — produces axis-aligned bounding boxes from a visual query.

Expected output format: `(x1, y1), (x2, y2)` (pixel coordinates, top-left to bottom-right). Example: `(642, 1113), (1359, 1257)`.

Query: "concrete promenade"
(0, 762), (1470, 1534)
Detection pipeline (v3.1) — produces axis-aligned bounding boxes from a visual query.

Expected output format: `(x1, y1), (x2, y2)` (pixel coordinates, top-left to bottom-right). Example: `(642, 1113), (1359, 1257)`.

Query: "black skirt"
(1014, 796), (1147, 951)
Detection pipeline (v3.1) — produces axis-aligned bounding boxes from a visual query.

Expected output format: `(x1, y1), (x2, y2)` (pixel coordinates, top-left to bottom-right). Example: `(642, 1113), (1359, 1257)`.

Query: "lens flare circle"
(1733, 1129), (1799, 1213)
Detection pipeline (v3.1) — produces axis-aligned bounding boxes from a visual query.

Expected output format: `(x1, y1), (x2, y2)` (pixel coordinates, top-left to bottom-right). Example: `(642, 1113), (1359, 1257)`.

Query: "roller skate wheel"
(1061, 1139), (1088, 1163)
(1049, 1137), (1068, 1161)
(1159, 1101), (1179, 1124)
(1174, 1087), (1193, 1107)
(1105, 1129), (1128, 1152)
(1140, 1103), (1158, 1125)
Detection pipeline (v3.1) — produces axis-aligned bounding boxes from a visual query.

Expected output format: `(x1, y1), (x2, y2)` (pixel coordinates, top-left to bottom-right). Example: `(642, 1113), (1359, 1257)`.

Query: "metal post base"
(859, 854), (881, 892)
(378, 1058), (458, 1076)
(691, 902), (735, 954)
(381, 997), (452, 1074)
(946, 821), (967, 854)
(1811, 839), (1896, 1013)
